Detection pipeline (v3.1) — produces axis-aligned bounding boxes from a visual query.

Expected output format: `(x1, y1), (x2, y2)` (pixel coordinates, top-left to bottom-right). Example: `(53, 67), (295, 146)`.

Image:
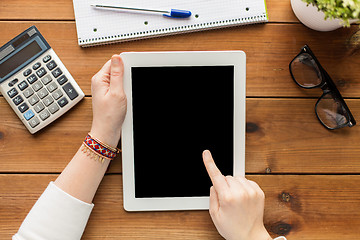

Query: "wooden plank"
(0, 97), (122, 173)
(1, 97), (360, 173)
(0, 0), (299, 23)
(0, 0), (75, 20)
(0, 22), (358, 97)
(1, 174), (360, 239)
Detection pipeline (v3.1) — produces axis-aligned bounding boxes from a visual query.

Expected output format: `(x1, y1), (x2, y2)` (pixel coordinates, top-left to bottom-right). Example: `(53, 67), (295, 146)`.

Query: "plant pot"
(291, 0), (357, 31)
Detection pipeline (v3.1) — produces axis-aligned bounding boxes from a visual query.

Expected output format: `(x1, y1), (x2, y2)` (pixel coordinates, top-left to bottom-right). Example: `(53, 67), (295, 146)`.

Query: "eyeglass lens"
(291, 53), (322, 88)
(316, 92), (349, 129)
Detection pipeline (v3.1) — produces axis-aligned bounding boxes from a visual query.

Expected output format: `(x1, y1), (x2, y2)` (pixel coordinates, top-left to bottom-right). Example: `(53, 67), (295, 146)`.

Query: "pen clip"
(163, 9), (192, 18)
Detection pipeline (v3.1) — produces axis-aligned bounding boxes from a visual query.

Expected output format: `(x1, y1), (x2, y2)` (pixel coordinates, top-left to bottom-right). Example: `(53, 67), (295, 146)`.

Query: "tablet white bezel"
(121, 51), (246, 211)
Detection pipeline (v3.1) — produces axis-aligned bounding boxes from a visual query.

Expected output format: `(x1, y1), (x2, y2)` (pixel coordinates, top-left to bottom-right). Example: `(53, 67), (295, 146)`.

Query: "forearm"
(54, 144), (111, 204)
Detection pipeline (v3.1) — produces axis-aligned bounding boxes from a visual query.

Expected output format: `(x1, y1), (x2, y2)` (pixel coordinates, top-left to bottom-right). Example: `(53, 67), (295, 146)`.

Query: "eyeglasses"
(289, 45), (356, 130)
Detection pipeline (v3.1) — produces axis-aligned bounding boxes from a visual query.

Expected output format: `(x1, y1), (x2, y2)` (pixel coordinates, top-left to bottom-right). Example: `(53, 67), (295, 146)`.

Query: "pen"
(91, 4), (192, 18)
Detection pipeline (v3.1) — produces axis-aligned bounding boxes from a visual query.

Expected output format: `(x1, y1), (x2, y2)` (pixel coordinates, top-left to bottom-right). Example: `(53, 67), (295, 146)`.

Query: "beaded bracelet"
(81, 133), (121, 163)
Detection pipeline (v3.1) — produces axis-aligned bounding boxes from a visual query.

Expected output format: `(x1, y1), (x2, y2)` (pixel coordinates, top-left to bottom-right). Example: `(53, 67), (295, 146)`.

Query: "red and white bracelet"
(81, 133), (120, 163)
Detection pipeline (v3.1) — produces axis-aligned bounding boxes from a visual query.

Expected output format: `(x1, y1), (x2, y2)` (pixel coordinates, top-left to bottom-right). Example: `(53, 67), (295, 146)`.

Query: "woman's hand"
(202, 150), (272, 240)
(90, 55), (127, 148)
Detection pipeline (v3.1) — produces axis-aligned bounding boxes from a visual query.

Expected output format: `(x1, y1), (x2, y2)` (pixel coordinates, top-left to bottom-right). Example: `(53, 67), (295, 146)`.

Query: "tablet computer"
(121, 51), (246, 211)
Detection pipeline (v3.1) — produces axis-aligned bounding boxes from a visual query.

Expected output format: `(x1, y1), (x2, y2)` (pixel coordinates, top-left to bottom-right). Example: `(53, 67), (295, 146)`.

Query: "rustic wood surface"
(1, 175), (360, 239)
(0, 0), (360, 239)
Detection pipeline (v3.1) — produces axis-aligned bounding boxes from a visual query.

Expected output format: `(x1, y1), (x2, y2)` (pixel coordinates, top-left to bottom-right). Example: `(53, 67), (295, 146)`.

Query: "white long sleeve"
(13, 182), (94, 240)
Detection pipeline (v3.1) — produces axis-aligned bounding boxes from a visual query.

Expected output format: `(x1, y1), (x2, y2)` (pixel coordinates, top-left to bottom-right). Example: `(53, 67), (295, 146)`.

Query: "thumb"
(110, 55), (125, 94)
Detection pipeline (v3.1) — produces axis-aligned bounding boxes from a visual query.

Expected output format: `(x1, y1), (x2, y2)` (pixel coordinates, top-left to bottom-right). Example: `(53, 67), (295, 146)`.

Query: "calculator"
(0, 26), (84, 134)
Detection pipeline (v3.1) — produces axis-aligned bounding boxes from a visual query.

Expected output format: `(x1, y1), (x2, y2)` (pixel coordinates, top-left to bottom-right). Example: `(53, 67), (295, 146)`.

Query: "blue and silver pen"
(91, 4), (192, 18)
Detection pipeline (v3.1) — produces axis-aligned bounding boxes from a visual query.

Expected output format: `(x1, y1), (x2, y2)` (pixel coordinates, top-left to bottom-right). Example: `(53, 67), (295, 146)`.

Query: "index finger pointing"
(203, 150), (229, 194)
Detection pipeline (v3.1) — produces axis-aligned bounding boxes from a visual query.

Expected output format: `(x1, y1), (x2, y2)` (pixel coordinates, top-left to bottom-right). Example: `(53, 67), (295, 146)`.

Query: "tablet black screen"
(131, 66), (234, 198)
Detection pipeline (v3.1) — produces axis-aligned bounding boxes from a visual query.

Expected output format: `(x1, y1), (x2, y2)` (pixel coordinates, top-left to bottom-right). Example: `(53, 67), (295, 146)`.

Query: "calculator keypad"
(7, 88), (18, 98)
(18, 81), (29, 91)
(32, 81), (43, 92)
(57, 75), (68, 85)
(18, 103), (29, 113)
(47, 82), (57, 93)
(29, 117), (40, 128)
(34, 102), (45, 113)
(43, 55), (51, 63)
(24, 110), (35, 121)
(8, 79), (18, 87)
(41, 75), (52, 85)
(46, 60), (57, 70)
(23, 69), (32, 77)
(32, 62), (41, 70)
(29, 95), (39, 106)
(36, 67), (47, 78)
(38, 88), (48, 99)
(5, 55), (82, 130)
(23, 88), (34, 98)
(58, 97), (68, 108)
(13, 95), (23, 106)
(52, 68), (62, 78)
(27, 74), (38, 84)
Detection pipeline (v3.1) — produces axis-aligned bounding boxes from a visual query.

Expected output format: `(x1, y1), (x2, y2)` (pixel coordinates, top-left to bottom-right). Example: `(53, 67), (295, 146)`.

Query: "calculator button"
(24, 109), (35, 121)
(41, 74), (52, 85)
(49, 103), (60, 114)
(47, 82), (58, 93)
(18, 81), (29, 91)
(23, 69), (32, 77)
(32, 81), (43, 92)
(38, 88), (49, 99)
(63, 82), (78, 100)
(27, 74), (38, 84)
(18, 103), (29, 113)
(29, 117), (40, 128)
(52, 89), (63, 100)
(13, 95), (23, 106)
(29, 95), (39, 106)
(46, 60), (57, 71)
(7, 88), (18, 98)
(23, 88), (34, 98)
(39, 109), (50, 121)
(43, 95), (54, 107)
(33, 62), (41, 70)
(43, 55), (51, 63)
(34, 102), (45, 113)
(36, 67), (47, 78)
(52, 68), (63, 78)
(58, 97), (68, 108)
(57, 75), (68, 85)
(8, 79), (18, 87)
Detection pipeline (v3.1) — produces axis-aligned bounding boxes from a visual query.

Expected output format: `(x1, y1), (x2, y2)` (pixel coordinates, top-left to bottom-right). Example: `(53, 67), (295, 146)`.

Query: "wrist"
(247, 226), (272, 240)
(89, 126), (121, 149)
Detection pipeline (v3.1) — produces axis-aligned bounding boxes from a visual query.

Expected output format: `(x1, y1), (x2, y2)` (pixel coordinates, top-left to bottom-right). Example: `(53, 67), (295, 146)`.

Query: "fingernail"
(204, 150), (211, 159)
(112, 56), (120, 64)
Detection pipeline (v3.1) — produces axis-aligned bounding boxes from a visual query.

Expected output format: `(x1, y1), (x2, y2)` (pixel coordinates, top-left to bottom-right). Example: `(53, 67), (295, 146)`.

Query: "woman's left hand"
(90, 55), (127, 148)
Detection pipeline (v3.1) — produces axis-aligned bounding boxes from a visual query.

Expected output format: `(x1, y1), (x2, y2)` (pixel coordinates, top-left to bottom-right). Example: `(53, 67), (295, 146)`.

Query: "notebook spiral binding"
(79, 13), (268, 47)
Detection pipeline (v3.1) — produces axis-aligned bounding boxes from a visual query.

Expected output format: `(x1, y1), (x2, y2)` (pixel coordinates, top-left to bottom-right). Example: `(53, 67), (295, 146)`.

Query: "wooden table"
(1, 1), (360, 239)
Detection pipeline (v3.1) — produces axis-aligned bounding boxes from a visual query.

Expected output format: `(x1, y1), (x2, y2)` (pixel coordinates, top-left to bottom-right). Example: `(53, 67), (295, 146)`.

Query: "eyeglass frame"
(289, 44), (356, 130)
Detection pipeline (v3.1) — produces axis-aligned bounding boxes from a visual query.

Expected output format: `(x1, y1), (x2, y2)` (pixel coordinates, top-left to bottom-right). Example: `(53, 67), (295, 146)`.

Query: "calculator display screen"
(0, 41), (42, 79)
(131, 66), (234, 198)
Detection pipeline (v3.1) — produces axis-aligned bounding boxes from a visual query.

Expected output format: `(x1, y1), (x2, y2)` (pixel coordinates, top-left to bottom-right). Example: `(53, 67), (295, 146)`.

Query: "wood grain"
(1, 174), (360, 240)
(0, 0), (299, 23)
(1, 97), (360, 173)
(0, 97), (122, 173)
(0, 22), (358, 97)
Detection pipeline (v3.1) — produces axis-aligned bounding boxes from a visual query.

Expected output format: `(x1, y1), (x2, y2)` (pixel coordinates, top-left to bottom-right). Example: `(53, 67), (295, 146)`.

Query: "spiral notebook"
(72, 0), (268, 47)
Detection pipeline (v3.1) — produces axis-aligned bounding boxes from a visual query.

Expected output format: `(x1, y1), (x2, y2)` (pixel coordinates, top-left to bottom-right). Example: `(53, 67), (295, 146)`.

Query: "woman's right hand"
(202, 150), (272, 240)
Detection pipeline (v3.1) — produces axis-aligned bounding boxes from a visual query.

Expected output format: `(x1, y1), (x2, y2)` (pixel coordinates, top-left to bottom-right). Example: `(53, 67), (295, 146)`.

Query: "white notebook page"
(73, 0), (267, 46)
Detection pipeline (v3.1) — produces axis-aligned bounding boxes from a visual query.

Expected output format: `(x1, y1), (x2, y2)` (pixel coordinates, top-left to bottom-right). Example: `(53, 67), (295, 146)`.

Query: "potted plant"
(291, 0), (360, 31)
